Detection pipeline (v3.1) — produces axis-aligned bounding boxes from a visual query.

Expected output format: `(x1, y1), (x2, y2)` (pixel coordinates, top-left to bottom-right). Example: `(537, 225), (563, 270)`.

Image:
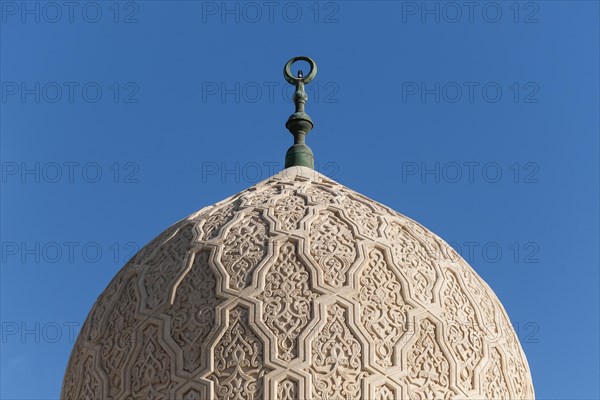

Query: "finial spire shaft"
(283, 56), (317, 169)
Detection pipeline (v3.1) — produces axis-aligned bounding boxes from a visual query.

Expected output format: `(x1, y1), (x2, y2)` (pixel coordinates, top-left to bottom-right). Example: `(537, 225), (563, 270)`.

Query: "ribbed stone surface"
(62, 166), (534, 400)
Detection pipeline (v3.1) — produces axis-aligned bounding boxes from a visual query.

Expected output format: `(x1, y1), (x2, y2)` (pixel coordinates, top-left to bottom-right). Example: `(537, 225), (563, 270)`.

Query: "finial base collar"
(285, 144), (314, 169)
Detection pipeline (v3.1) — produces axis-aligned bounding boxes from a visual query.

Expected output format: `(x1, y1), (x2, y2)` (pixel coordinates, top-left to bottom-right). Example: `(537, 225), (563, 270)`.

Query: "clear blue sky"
(1, 1), (598, 399)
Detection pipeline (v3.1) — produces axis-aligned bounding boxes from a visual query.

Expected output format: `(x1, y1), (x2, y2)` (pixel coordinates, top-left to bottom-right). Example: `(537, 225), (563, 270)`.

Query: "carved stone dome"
(62, 166), (534, 400)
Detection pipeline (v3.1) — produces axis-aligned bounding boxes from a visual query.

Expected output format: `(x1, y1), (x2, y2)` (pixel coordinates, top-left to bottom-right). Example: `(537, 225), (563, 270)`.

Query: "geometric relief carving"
(62, 166), (534, 400)
(503, 326), (531, 399)
(129, 324), (174, 399)
(83, 268), (129, 344)
(274, 192), (306, 230)
(457, 265), (500, 339)
(258, 241), (318, 362)
(167, 249), (218, 373)
(308, 303), (367, 400)
(201, 201), (240, 240)
(304, 183), (337, 204)
(375, 385), (395, 400)
(220, 211), (269, 290)
(143, 224), (195, 309)
(77, 354), (102, 399)
(354, 248), (411, 368)
(387, 221), (438, 305)
(129, 220), (187, 265)
(404, 219), (457, 264)
(507, 349), (529, 399)
(62, 345), (83, 400)
(99, 275), (140, 398)
(405, 318), (456, 400)
(341, 196), (379, 238)
(441, 270), (484, 393)
(209, 306), (270, 400)
(309, 210), (357, 288)
(277, 379), (299, 400)
(182, 389), (204, 400)
(243, 186), (281, 206)
(485, 348), (512, 400)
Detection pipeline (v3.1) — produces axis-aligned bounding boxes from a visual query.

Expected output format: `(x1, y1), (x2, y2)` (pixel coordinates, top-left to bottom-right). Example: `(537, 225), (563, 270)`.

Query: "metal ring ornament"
(284, 56), (317, 85)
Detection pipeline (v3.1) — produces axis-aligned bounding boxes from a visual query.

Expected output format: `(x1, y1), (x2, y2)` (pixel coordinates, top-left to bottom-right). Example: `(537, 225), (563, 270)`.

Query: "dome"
(62, 166), (534, 400)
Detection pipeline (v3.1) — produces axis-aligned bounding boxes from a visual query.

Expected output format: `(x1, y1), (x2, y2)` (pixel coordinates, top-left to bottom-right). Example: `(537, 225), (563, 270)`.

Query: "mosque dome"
(62, 58), (534, 400)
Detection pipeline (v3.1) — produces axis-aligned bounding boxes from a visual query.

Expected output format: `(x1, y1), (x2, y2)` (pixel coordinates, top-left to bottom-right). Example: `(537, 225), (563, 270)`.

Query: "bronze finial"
(283, 56), (317, 169)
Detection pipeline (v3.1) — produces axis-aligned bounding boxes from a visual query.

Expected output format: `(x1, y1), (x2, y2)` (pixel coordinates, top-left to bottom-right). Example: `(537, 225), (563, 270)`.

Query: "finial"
(283, 56), (318, 169)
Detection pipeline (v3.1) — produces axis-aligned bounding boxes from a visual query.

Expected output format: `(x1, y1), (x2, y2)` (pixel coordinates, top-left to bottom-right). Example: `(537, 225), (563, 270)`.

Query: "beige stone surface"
(62, 166), (534, 400)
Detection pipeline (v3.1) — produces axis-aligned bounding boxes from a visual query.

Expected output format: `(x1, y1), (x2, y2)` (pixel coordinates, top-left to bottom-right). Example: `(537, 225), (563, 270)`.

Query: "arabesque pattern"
(62, 166), (534, 400)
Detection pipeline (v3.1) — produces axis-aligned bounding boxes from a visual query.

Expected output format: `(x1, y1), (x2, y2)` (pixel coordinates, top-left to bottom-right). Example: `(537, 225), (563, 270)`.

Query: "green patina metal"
(283, 56), (317, 169)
